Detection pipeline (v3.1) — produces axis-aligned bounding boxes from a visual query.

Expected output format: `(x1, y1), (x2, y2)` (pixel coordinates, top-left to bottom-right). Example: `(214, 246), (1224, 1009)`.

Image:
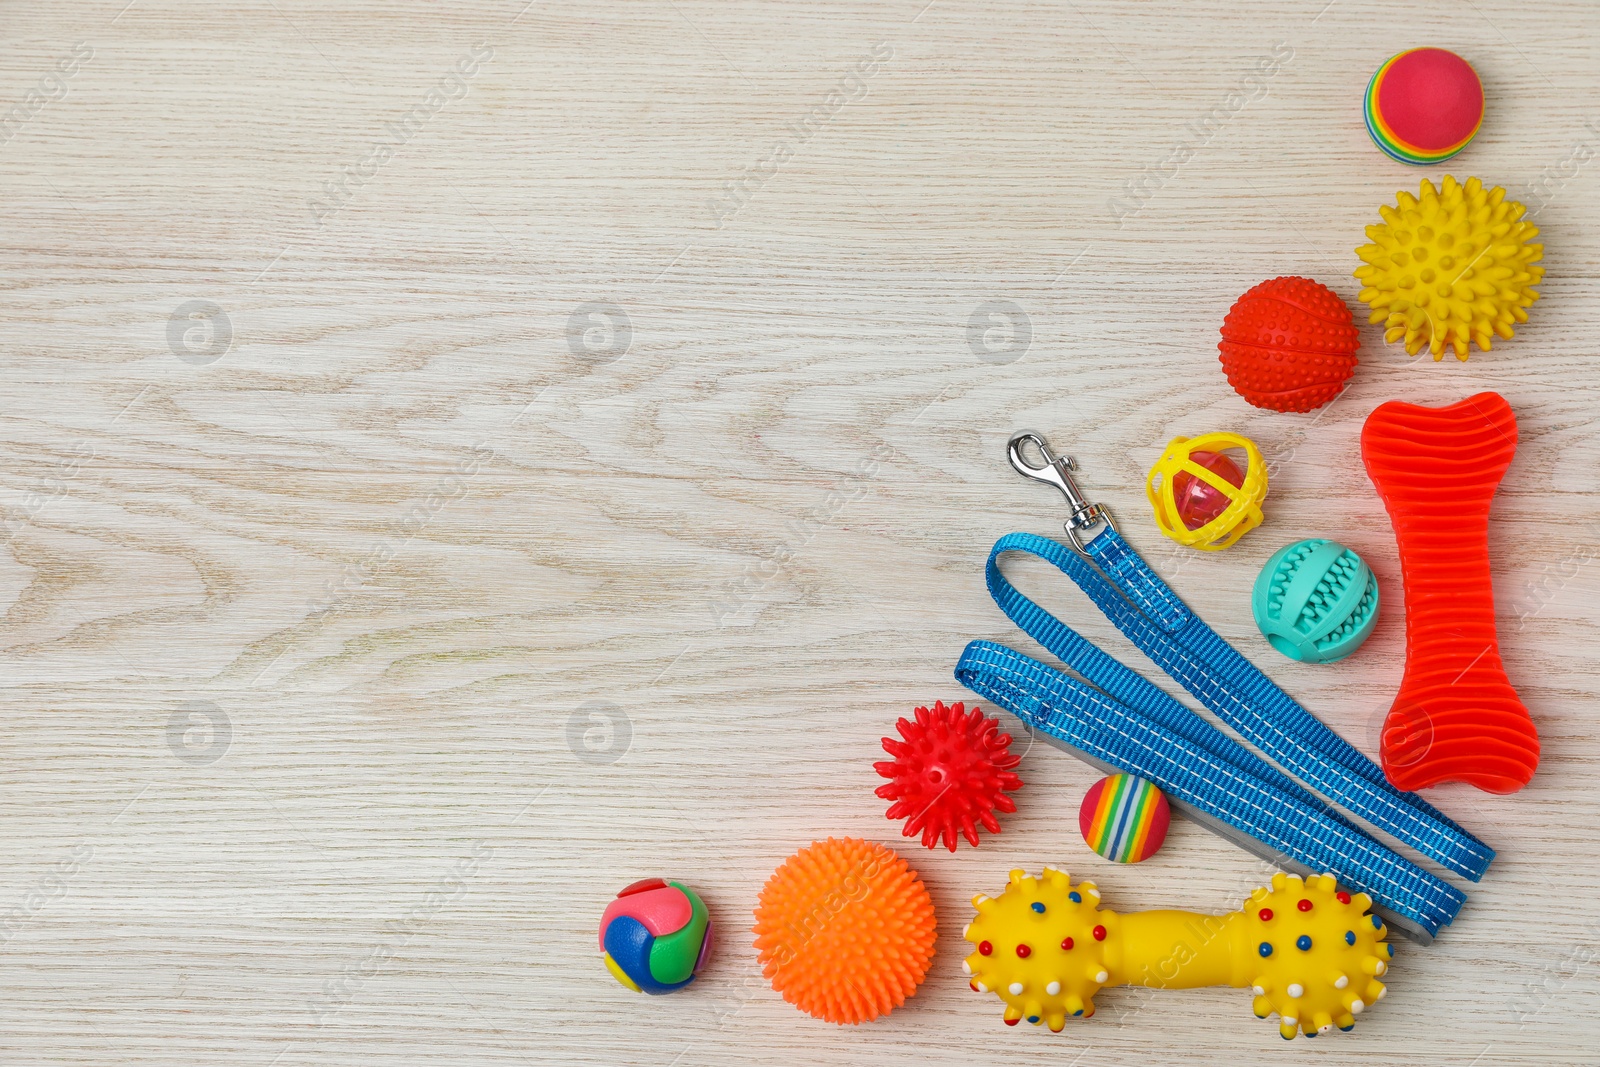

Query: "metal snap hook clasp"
(1006, 431), (1116, 551)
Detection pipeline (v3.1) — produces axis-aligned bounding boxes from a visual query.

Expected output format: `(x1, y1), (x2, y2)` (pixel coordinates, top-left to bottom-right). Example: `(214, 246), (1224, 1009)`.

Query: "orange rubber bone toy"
(1360, 392), (1538, 792)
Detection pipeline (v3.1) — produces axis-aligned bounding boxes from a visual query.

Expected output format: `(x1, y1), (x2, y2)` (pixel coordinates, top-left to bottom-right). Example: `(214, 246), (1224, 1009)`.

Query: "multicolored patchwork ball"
(1078, 774), (1170, 863)
(599, 878), (712, 994)
(1364, 48), (1483, 165)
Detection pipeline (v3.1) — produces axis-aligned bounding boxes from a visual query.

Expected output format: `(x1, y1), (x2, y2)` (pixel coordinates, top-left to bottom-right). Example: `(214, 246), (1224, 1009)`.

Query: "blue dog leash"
(953, 433), (1493, 940)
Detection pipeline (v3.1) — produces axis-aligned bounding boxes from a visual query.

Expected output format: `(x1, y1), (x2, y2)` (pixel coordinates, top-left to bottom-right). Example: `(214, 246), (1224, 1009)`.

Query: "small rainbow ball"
(1364, 48), (1483, 166)
(1078, 773), (1171, 863)
(599, 878), (712, 994)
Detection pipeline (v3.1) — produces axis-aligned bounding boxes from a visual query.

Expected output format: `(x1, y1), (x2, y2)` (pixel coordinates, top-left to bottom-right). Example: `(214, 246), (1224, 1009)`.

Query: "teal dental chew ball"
(599, 878), (712, 993)
(1252, 539), (1379, 664)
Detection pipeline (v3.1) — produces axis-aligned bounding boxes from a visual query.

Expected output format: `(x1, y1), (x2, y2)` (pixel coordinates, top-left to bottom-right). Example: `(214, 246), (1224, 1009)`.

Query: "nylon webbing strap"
(1068, 530), (1489, 878)
(953, 529), (1494, 938)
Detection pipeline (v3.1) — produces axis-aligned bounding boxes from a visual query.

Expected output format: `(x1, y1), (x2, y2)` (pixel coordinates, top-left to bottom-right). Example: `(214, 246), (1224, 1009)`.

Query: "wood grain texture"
(0, 0), (1598, 1063)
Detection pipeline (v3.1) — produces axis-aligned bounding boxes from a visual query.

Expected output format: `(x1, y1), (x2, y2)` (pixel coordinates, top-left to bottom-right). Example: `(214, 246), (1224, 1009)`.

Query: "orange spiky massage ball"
(752, 838), (937, 1025)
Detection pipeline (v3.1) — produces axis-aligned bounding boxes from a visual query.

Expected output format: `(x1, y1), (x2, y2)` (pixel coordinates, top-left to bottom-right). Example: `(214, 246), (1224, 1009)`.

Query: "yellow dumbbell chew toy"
(963, 869), (1392, 1040)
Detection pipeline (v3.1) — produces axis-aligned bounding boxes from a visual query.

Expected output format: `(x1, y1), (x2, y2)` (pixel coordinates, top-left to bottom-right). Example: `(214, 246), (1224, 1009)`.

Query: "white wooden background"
(0, 0), (1597, 1064)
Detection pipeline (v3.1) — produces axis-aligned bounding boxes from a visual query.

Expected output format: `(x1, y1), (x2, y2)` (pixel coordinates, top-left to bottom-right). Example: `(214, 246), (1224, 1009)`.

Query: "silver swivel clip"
(1006, 431), (1117, 552)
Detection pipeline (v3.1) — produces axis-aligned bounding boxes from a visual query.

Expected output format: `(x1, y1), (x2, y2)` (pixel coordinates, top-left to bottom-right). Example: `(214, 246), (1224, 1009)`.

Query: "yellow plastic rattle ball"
(1145, 432), (1267, 551)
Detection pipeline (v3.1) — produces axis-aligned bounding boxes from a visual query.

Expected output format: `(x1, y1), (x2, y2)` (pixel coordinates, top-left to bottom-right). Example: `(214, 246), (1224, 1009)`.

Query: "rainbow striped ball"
(1364, 48), (1483, 165)
(1078, 773), (1171, 863)
(599, 878), (712, 994)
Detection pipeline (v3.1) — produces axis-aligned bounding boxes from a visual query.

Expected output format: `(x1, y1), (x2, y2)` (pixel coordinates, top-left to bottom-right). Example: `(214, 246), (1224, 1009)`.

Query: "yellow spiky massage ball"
(1354, 175), (1543, 361)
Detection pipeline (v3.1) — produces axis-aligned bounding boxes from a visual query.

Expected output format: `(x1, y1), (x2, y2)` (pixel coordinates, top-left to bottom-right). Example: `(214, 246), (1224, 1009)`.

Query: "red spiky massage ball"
(874, 701), (1022, 852)
(1218, 276), (1360, 413)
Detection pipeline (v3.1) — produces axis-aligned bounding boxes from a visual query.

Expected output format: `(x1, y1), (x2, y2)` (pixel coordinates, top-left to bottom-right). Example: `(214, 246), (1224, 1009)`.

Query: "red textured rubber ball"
(1218, 276), (1360, 413)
